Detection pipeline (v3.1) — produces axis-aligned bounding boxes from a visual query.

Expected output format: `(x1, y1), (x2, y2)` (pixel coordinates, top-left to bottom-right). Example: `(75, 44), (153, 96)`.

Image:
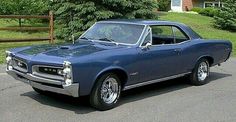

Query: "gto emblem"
(17, 62), (23, 67)
(44, 68), (57, 73)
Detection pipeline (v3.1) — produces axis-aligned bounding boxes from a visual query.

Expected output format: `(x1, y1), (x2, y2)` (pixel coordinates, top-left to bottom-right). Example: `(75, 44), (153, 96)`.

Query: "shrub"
(191, 7), (218, 17)
(199, 7), (218, 17)
(53, 0), (158, 40)
(157, 0), (171, 11)
(191, 7), (203, 13)
(214, 0), (236, 31)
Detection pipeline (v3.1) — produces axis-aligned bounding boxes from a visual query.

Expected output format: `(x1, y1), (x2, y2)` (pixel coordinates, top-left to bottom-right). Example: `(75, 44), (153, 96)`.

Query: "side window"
(172, 27), (189, 43)
(151, 26), (174, 45)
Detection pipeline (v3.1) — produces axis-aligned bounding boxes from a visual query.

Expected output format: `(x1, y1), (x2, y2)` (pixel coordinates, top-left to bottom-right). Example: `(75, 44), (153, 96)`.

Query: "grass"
(158, 12), (236, 56)
(0, 19), (52, 63)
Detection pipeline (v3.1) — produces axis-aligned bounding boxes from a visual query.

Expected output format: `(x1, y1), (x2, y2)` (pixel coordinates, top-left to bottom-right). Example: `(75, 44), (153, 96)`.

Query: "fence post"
(49, 11), (54, 44)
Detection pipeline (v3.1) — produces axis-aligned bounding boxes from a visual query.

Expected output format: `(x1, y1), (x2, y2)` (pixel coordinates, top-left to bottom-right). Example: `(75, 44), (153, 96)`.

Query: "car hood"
(16, 41), (127, 58)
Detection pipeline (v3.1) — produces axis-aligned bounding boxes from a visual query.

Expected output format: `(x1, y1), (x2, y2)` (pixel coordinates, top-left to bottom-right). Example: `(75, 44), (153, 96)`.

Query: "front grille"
(38, 67), (63, 76)
(32, 65), (64, 81)
(12, 58), (28, 72)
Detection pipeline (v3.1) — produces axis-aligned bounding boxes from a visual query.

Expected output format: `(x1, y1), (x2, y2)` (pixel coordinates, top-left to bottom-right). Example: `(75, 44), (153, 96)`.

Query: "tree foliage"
(214, 0), (236, 31)
(0, 0), (50, 15)
(53, 0), (158, 40)
(157, 0), (171, 11)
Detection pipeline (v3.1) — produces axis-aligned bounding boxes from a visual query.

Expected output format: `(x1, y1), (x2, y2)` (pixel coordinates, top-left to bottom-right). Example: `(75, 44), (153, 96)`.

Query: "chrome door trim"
(123, 72), (191, 91)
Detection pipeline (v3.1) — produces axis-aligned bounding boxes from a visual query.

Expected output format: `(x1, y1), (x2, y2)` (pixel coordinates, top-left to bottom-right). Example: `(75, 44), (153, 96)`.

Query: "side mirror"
(142, 42), (152, 49)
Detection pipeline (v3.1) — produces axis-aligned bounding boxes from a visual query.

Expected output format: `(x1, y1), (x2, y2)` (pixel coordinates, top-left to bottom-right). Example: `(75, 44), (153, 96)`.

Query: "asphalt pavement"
(0, 58), (236, 122)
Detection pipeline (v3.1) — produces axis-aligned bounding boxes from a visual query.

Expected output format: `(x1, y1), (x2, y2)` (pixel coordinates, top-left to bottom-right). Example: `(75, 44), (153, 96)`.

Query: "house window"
(172, 0), (181, 6)
(204, 1), (223, 8)
(204, 2), (213, 8)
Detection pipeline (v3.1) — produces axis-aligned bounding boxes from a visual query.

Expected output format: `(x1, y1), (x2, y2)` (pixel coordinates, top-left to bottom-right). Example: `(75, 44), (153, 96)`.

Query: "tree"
(53, 0), (158, 40)
(214, 0), (236, 31)
(157, 0), (171, 11)
(0, 0), (50, 15)
(0, 0), (51, 26)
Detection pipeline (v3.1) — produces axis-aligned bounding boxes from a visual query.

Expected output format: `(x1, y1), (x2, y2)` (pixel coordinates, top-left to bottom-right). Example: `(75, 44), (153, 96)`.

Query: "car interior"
(150, 26), (189, 45)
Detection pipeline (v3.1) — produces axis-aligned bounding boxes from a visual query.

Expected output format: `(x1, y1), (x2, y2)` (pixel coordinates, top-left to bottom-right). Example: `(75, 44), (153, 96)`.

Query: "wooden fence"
(0, 11), (54, 43)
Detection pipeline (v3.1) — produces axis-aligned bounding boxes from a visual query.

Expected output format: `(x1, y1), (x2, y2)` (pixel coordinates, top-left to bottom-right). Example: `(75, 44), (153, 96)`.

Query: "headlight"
(63, 61), (73, 85)
(6, 51), (13, 70)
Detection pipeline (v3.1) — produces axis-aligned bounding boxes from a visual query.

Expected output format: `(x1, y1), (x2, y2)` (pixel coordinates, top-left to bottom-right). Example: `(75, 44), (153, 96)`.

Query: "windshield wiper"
(80, 37), (95, 42)
(98, 38), (116, 43)
(80, 37), (89, 40)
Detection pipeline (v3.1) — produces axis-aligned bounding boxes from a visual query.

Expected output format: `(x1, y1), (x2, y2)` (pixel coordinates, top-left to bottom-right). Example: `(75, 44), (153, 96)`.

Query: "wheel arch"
(91, 67), (129, 92)
(196, 55), (214, 67)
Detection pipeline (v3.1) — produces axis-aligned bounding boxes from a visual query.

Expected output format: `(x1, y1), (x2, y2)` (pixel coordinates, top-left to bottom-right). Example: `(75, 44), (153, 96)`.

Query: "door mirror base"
(142, 42), (152, 50)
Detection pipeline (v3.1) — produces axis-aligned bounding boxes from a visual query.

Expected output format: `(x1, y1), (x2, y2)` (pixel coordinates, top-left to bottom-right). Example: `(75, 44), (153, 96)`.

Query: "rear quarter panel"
(182, 39), (232, 71)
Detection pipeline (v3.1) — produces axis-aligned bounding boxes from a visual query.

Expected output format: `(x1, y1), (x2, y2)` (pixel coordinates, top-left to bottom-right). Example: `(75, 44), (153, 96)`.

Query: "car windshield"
(80, 23), (145, 44)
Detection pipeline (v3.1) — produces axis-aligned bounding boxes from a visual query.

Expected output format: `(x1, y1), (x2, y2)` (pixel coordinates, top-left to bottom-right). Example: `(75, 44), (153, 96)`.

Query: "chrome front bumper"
(6, 68), (79, 97)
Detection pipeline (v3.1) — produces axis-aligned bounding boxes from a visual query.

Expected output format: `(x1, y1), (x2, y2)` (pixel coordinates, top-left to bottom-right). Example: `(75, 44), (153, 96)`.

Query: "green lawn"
(159, 12), (236, 55)
(0, 19), (53, 63)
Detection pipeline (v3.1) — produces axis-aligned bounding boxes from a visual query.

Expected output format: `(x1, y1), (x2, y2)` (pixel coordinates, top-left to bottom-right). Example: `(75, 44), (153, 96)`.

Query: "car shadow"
(120, 72), (232, 105)
(21, 71), (231, 114)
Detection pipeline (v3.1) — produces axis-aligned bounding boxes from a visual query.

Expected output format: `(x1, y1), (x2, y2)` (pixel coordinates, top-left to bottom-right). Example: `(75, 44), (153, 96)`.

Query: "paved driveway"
(0, 58), (236, 122)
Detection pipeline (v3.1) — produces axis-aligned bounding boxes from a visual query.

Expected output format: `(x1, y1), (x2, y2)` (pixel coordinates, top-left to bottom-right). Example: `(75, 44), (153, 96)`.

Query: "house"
(171, 0), (223, 12)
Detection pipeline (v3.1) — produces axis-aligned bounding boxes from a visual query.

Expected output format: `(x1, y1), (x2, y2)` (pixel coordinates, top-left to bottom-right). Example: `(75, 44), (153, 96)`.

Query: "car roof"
(99, 19), (183, 26)
(98, 19), (202, 40)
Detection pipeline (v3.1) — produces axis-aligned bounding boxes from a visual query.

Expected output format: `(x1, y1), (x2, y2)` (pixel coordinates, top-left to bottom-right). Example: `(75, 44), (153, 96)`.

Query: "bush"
(191, 7), (218, 17)
(214, 0), (236, 31)
(191, 7), (203, 13)
(199, 7), (218, 17)
(53, 0), (158, 40)
(157, 0), (171, 11)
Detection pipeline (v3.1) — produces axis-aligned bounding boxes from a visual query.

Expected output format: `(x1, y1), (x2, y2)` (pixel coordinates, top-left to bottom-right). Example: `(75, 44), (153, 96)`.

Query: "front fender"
(88, 66), (128, 93)
(93, 66), (129, 83)
(74, 62), (129, 96)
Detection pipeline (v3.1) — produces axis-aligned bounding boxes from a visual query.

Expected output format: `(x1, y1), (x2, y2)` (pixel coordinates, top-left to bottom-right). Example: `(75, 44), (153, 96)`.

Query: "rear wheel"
(90, 73), (121, 111)
(189, 58), (210, 86)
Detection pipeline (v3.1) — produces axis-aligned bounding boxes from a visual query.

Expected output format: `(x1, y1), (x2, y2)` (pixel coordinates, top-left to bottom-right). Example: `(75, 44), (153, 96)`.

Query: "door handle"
(174, 48), (182, 55)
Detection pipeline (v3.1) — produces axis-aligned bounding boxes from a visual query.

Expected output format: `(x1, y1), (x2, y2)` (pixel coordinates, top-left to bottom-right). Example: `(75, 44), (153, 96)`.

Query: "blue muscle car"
(6, 20), (232, 110)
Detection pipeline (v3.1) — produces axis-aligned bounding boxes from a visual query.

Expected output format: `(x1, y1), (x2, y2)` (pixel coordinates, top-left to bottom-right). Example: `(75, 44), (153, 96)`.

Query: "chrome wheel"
(100, 76), (119, 104)
(197, 62), (209, 81)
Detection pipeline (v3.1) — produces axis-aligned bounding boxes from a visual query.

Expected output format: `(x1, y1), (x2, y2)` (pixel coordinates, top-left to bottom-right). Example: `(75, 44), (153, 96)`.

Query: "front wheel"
(189, 58), (210, 86)
(32, 87), (46, 94)
(90, 73), (121, 111)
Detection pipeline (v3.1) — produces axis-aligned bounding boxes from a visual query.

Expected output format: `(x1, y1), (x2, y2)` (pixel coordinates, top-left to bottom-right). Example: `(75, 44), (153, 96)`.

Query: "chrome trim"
(197, 61), (209, 81)
(101, 77), (119, 104)
(7, 68), (62, 85)
(97, 21), (147, 25)
(6, 68), (79, 97)
(32, 65), (64, 81)
(5, 50), (12, 56)
(31, 82), (79, 97)
(123, 72), (191, 91)
(12, 58), (28, 73)
(139, 25), (192, 47)
(63, 61), (73, 85)
(139, 26), (152, 47)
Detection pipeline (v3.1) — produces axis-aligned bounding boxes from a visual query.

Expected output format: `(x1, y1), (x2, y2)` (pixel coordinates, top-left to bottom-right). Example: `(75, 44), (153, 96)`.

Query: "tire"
(32, 87), (46, 94)
(189, 58), (210, 86)
(90, 73), (121, 111)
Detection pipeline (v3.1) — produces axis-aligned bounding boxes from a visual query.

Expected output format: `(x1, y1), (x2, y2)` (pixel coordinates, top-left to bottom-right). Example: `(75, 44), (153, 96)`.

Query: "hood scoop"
(60, 46), (70, 50)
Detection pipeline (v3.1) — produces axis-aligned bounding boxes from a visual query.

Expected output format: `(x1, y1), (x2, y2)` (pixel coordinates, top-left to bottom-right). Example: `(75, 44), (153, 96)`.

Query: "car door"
(134, 25), (189, 83)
